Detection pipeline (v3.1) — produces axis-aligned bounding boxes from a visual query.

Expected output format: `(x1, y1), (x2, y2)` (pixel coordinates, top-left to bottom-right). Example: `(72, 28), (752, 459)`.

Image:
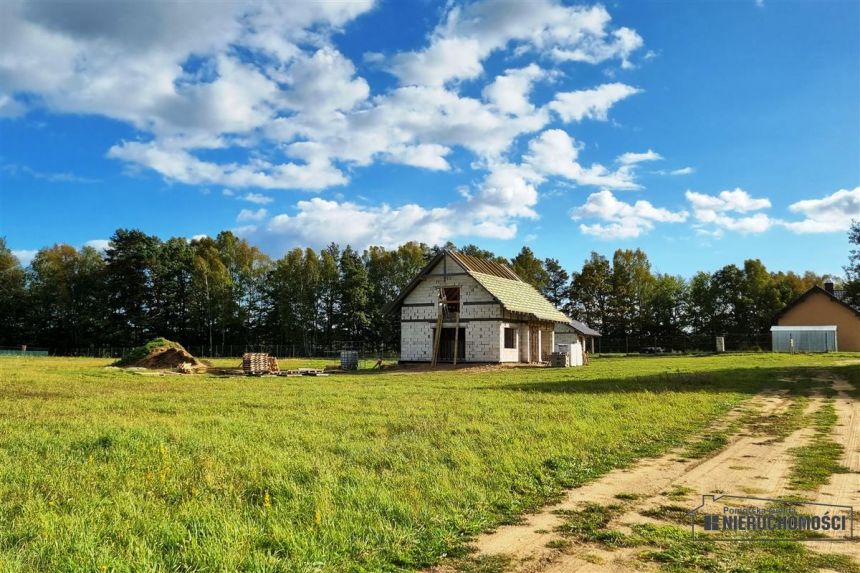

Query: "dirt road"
(429, 375), (860, 572)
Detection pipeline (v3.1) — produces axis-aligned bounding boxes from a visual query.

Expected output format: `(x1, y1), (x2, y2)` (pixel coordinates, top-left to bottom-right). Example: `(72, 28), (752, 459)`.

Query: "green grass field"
(0, 353), (853, 572)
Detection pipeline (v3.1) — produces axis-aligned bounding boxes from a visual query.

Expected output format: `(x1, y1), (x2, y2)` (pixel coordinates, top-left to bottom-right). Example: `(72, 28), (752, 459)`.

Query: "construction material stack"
(243, 352), (280, 376)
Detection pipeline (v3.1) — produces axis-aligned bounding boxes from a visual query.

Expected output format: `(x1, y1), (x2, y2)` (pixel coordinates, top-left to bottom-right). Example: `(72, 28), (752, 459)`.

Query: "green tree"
(741, 259), (782, 334)
(318, 244), (341, 348)
(845, 220), (860, 307)
(710, 264), (744, 334)
(686, 271), (715, 334)
(511, 246), (548, 290)
(607, 249), (653, 338)
(28, 244), (106, 351)
(542, 258), (569, 308)
(191, 237), (231, 356)
(642, 273), (687, 339)
(0, 238), (27, 345)
(567, 252), (611, 332)
(458, 244), (508, 264)
(104, 229), (160, 344)
(150, 237), (194, 342)
(339, 246), (370, 340)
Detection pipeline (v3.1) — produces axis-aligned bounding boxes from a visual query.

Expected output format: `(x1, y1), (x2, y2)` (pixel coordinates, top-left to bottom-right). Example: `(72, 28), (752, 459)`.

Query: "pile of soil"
(115, 338), (206, 372)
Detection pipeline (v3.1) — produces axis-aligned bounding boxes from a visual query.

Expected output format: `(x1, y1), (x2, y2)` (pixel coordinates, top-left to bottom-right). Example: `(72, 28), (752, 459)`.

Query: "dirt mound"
(136, 347), (205, 371)
(116, 338), (206, 372)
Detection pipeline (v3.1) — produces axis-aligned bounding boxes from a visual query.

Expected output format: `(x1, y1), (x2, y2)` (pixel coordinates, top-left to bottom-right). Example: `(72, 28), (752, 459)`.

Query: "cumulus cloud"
(482, 64), (546, 115)
(524, 129), (640, 190)
(571, 189), (688, 239)
(784, 187), (860, 233)
(0, 0), (655, 252)
(237, 208), (268, 222)
(685, 188), (774, 234)
(245, 197), (519, 252)
(0, 0), (645, 198)
(549, 83), (640, 122)
(389, 1), (644, 86)
(107, 141), (347, 190)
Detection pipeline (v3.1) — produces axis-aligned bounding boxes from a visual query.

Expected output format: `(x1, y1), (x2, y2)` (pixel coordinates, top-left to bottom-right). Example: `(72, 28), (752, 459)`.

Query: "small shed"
(555, 319), (600, 350)
(770, 325), (837, 353)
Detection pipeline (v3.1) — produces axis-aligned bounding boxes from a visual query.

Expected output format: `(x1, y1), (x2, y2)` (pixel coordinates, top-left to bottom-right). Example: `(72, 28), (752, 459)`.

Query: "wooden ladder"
(452, 311), (460, 365)
(431, 289), (444, 367)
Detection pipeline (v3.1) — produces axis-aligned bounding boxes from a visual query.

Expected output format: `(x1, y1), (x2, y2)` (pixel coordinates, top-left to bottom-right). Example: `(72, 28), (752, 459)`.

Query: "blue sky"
(0, 0), (858, 278)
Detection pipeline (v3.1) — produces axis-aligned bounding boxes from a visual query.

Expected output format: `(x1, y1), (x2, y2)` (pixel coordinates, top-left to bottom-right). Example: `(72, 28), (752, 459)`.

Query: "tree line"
(1, 224), (854, 355)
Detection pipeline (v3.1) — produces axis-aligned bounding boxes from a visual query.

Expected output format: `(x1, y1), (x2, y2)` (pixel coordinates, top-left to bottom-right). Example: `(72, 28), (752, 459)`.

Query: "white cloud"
(524, 129), (640, 190)
(686, 188), (771, 213)
(0, 0), (373, 190)
(237, 208), (268, 222)
(0, 0), (653, 249)
(482, 64), (545, 115)
(571, 189), (688, 239)
(654, 166), (694, 176)
(617, 149), (662, 165)
(383, 143), (452, 171)
(108, 141), (347, 190)
(784, 187), (860, 233)
(84, 239), (110, 252)
(11, 249), (37, 266)
(0, 94), (25, 118)
(240, 192), (274, 205)
(549, 83), (640, 122)
(247, 196), (518, 253)
(685, 188), (775, 234)
(389, 1), (644, 86)
(469, 163), (542, 220)
(191, 234), (209, 241)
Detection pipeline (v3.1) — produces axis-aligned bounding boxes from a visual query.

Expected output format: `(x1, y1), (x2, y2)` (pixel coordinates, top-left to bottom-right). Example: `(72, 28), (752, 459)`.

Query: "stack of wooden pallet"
(242, 352), (280, 376)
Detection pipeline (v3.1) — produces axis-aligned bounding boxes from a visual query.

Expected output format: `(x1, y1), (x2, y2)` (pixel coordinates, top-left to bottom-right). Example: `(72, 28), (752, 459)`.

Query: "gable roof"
(385, 249), (569, 323)
(773, 285), (860, 322)
(565, 318), (601, 337)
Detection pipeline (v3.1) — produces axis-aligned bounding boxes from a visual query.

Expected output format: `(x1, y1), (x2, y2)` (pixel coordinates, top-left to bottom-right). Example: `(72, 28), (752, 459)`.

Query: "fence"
(36, 341), (399, 361)
(6, 333), (774, 359)
(0, 346), (49, 356)
(593, 332), (772, 354)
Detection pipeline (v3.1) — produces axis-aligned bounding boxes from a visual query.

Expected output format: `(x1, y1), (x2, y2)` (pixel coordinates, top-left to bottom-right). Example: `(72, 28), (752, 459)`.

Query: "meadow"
(0, 353), (852, 572)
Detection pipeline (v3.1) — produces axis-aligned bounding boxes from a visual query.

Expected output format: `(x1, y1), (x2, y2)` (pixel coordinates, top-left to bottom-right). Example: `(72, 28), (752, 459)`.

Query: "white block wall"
(499, 322), (520, 362)
(400, 322), (434, 361)
(467, 320), (502, 362)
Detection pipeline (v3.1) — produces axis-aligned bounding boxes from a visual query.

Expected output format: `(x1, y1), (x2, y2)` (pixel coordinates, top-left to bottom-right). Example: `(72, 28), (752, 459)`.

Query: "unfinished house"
(386, 249), (569, 363)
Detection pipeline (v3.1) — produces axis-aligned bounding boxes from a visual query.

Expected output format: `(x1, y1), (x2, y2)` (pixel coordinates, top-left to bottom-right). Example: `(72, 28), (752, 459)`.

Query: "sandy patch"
(814, 376), (860, 560)
(427, 390), (808, 573)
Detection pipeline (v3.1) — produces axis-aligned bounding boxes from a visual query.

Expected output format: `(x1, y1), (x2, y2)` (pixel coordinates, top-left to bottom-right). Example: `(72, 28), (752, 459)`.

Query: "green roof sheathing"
(468, 271), (569, 323)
